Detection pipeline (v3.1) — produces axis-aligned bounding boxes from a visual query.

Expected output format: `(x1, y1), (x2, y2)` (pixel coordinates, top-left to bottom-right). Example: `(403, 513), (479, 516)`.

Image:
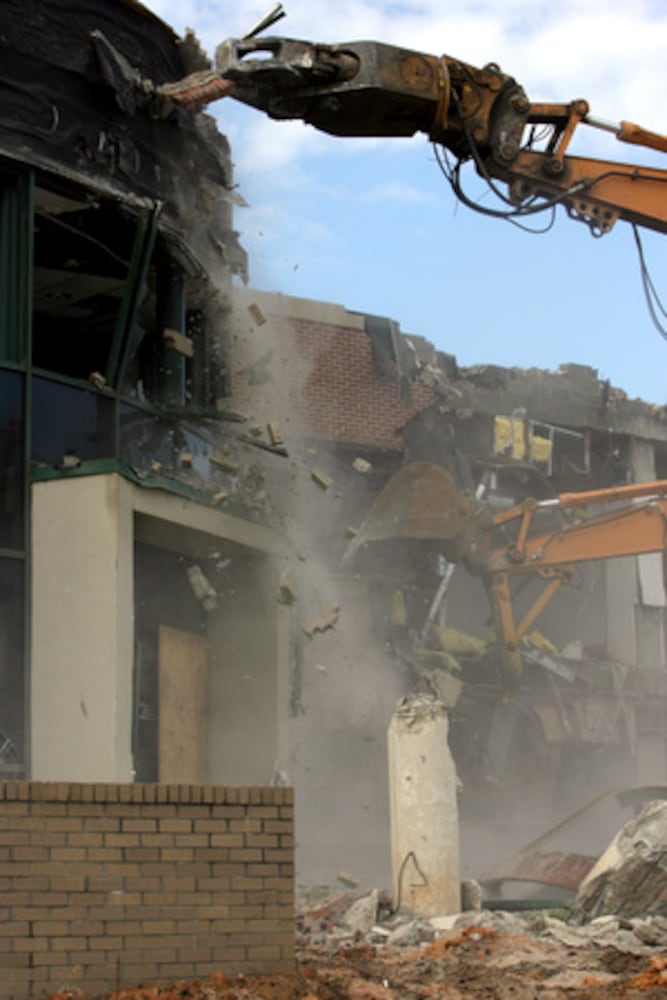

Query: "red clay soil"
(44, 928), (667, 1000)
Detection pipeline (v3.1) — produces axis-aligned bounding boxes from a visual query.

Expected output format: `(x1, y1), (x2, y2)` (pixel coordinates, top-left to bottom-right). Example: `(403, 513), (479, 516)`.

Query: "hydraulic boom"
(214, 35), (667, 237)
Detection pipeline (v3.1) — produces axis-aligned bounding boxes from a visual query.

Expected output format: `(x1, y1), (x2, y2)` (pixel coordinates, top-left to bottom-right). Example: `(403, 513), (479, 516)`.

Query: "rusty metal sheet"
(480, 850), (595, 893)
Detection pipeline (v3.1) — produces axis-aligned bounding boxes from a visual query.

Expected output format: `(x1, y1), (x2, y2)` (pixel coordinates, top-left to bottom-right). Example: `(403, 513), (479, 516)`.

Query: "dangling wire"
(632, 224), (667, 339)
(433, 82), (667, 337)
(432, 87), (591, 234)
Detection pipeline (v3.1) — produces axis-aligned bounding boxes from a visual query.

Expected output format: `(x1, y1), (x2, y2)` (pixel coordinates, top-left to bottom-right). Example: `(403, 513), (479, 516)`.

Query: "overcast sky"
(142, 1), (667, 403)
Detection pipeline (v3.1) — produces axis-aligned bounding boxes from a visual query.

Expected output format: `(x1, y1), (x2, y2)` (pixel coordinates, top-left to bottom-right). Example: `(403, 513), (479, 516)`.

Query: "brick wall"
(233, 313), (435, 450)
(0, 782), (294, 1000)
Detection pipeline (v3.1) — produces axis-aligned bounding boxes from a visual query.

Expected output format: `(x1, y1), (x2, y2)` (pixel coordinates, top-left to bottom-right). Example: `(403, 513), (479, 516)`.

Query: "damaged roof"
(0, 0), (243, 277)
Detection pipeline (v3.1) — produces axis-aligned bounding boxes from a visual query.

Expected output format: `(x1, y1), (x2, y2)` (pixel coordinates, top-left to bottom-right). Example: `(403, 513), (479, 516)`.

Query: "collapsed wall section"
(0, 781), (294, 1000)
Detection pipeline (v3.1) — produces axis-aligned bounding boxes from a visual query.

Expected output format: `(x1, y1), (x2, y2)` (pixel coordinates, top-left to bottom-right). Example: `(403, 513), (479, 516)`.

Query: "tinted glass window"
(31, 377), (114, 467)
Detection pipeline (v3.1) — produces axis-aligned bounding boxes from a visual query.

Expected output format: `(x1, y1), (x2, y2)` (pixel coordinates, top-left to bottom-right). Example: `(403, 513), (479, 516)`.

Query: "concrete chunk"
(343, 890), (380, 934)
(572, 800), (667, 922)
(163, 327), (194, 357)
(303, 604), (340, 637)
(311, 468), (333, 490)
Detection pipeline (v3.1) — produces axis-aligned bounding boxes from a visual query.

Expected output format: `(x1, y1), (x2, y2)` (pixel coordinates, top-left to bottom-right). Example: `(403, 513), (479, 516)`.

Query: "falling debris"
(267, 421), (284, 446)
(303, 604), (340, 637)
(210, 453), (240, 475)
(60, 451), (81, 469)
(278, 566), (298, 605)
(311, 468), (333, 491)
(247, 302), (266, 326)
(163, 327), (194, 357)
(353, 457), (373, 473)
(572, 799), (667, 922)
(186, 564), (218, 611)
(337, 872), (360, 888)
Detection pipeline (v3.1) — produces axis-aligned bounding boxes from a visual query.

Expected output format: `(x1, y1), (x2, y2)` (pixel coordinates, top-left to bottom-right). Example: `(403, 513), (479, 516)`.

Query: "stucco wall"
(31, 475), (134, 780)
(30, 473), (283, 784)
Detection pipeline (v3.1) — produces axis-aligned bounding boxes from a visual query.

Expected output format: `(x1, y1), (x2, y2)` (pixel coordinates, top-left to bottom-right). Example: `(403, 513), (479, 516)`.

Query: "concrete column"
(31, 474), (134, 781)
(388, 694), (460, 916)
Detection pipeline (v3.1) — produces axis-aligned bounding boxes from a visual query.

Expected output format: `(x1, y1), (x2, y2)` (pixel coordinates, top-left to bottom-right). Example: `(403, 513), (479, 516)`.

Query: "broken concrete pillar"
(572, 799), (667, 922)
(388, 694), (460, 916)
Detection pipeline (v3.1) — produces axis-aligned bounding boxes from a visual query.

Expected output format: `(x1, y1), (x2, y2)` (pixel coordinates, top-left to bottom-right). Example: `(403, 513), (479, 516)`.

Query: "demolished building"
(1, 0), (666, 910)
(231, 286), (667, 887)
(0, 0), (296, 790)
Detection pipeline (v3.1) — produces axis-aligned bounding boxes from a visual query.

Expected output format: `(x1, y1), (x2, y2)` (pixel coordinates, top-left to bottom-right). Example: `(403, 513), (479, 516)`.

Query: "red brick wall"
(0, 782), (294, 1000)
(233, 313), (435, 450)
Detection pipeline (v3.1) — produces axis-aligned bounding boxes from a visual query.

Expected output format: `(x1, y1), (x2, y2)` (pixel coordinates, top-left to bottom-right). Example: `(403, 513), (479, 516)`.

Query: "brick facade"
(0, 782), (294, 1000)
(233, 308), (435, 450)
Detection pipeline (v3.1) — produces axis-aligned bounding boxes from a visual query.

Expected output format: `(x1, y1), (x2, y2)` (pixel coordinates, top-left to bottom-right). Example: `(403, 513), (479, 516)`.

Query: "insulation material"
(494, 415), (551, 463)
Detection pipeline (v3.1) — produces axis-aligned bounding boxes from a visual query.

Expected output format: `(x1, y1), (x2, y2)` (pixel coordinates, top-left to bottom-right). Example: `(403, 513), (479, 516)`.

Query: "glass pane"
(119, 404), (214, 484)
(31, 377), (114, 467)
(0, 370), (24, 549)
(0, 171), (31, 365)
(0, 559), (25, 777)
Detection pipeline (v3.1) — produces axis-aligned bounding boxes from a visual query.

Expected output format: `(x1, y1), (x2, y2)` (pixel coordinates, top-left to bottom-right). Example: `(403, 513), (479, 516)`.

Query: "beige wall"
(31, 475), (133, 780)
(31, 473), (285, 783)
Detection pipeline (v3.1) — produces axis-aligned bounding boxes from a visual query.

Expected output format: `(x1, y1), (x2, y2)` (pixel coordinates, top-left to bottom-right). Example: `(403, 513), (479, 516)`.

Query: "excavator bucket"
(343, 462), (478, 569)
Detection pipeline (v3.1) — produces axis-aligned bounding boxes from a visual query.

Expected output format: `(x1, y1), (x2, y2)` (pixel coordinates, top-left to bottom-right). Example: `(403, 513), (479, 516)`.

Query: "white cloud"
(361, 180), (437, 204)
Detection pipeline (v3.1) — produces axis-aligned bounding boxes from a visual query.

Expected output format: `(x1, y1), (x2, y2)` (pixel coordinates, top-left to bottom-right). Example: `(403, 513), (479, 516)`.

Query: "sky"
(142, 1), (666, 403)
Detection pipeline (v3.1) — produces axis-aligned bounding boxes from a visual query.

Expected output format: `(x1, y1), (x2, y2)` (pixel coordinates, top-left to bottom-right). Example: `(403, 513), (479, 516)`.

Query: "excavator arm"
(487, 479), (667, 692)
(215, 36), (667, 236)
(344, 462), (667, 695)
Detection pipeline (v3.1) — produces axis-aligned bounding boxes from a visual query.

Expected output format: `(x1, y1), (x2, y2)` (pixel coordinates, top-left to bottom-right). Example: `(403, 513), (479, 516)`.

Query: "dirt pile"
(45, 911), (667, 1000)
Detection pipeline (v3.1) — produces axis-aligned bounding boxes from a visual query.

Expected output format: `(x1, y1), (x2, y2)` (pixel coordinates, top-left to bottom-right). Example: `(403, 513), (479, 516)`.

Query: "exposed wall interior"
(230, 286), (667, 887)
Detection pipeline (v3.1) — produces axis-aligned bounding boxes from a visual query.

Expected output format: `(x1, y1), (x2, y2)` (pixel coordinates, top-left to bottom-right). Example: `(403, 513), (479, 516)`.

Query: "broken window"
(120, 248), (222, 412)
(32, 190), (140, 380)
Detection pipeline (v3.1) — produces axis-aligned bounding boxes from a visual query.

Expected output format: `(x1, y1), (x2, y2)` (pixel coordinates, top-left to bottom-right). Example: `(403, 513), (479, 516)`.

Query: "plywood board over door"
(158, 625), (208, 783)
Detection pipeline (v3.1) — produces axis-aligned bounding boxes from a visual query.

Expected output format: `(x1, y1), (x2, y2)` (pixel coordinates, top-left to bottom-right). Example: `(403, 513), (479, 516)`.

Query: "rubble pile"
(47, 886), (667, 1000)
(572, 800), (667, 923)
